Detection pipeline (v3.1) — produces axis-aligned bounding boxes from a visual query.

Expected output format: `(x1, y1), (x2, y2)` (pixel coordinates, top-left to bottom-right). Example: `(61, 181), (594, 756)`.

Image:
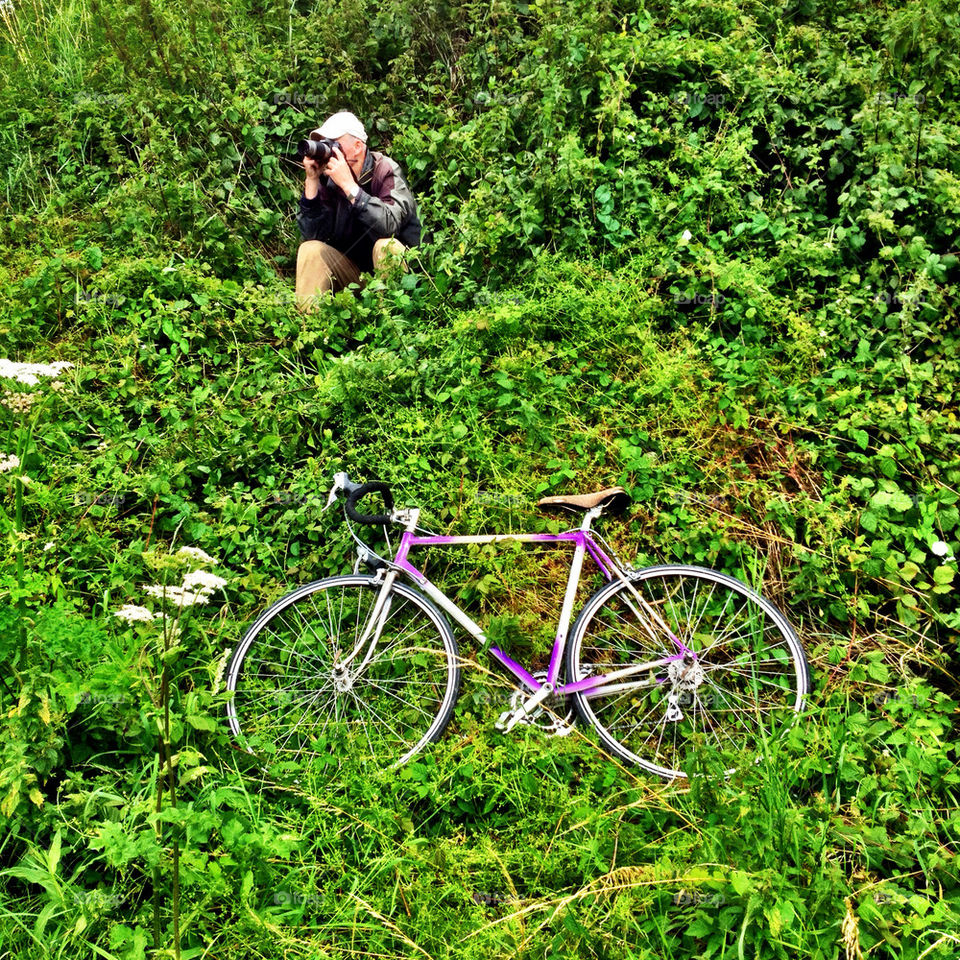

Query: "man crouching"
(295, 111), (421, 312)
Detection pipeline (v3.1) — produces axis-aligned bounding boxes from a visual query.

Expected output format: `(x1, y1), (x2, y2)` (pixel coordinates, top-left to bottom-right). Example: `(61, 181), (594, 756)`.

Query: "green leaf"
(866, 659), (889, 682)
(258, 434), (282, 454)
(36, 901), (57, 940)
(185, 715), (218, 731)
(730, 870), (752, 896)
(48, 830), (62, 876)
(84, 246), (104, 271)
(687, 916), (715, 937)
(933, 565), (954, 586)
(900, 561), (920, 582)
(889, 491), (914, 512)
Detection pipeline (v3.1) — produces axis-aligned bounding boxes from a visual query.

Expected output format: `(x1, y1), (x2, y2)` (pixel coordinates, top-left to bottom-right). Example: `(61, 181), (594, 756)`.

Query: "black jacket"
(297, 149), (421, 273)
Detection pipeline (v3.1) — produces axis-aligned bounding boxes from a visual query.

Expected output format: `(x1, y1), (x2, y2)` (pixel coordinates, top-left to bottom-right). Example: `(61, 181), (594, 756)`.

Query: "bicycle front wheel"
(226, 575), (461, 769)
(565, 565), (810, 779)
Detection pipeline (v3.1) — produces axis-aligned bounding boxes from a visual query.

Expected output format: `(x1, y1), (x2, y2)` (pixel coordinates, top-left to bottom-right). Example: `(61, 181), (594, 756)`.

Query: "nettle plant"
(111, 544), (229, 960)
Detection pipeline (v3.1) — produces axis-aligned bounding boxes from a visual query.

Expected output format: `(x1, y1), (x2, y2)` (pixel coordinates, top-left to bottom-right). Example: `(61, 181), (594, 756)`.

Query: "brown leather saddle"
(536, 486), (631, 515)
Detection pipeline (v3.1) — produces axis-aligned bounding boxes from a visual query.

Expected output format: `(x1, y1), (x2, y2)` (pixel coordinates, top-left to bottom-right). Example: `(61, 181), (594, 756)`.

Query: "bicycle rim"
(226, 575), (460, 770)
(566, 565), (810, 779)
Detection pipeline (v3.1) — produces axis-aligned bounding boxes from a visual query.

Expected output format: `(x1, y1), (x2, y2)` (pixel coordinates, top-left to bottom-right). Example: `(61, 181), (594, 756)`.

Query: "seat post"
(580, 505), (604, 532)
(544, 503), (604, 686)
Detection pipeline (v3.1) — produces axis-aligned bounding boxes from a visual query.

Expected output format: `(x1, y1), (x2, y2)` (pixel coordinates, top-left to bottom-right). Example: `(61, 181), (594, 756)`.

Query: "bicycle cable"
(342, 511), (392, 570)
(339, 491), (447, 572)
(585, 525), (629, 573)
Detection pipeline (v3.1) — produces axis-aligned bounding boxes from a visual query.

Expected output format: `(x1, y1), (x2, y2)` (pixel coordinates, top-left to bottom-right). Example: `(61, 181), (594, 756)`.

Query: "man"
(295, 111), (421, 311)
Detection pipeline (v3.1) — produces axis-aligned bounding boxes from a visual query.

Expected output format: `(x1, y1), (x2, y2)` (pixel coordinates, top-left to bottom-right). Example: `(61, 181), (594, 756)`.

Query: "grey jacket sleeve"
(353, 158), (417, 238)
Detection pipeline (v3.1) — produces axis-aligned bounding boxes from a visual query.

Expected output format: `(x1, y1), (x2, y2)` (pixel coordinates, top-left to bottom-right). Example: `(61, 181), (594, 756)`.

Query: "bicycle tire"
(565, 565), (810, 779)
(226, 575), (461, 769)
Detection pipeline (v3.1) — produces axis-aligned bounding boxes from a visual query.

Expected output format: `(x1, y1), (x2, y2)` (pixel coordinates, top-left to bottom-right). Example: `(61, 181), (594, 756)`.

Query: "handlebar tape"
(344, 481), (395, 525)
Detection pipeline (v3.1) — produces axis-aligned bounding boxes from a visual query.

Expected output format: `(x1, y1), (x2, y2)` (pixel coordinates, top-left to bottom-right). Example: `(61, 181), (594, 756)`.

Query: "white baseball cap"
(312, 111), (368, 142)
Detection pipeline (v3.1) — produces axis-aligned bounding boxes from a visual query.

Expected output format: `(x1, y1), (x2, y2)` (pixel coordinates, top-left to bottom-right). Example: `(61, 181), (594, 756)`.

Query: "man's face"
(335, 133), (366, 165)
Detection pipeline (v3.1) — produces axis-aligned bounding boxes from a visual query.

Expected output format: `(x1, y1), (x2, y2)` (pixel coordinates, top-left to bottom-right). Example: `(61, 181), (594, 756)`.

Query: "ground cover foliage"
(0, 0), (959, 956)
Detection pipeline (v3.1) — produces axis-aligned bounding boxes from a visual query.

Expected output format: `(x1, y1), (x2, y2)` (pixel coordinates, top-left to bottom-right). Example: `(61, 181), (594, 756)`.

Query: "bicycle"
(225, 473), (811, 780)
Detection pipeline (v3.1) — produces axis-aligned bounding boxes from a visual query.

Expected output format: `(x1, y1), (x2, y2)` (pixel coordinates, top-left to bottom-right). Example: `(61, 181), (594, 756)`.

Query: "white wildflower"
(931, 540), (950, 557)
(172, 589), (210, 608)
(0, 453), (20, 474)
(142, 583), (211, 607)
(175, 545), (218, 565)
(114, 604), (159, 624)
(182, 570), (228, 593)
(2, 391), (35, 414)
(680, 229), (693, 242)
(0, 358), (74, 385)
(43, 542), (55, 552)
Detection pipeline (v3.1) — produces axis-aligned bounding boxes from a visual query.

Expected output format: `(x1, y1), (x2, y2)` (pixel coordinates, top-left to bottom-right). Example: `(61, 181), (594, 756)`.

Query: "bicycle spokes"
(566, 566), (809, 778)
(226, 577), (460, 770)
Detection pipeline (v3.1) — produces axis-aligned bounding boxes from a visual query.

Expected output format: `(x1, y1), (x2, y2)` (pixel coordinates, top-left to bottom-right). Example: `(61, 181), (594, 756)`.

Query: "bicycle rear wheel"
(565, 565), (810, 779)
(226, 575), (461, 769)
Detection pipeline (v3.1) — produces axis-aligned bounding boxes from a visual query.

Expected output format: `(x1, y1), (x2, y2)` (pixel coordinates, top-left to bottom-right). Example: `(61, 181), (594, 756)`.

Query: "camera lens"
(296, 139), (334, 163)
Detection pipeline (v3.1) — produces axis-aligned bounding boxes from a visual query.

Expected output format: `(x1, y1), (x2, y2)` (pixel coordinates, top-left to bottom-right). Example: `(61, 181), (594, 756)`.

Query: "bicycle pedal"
(497, 684), (554, 733)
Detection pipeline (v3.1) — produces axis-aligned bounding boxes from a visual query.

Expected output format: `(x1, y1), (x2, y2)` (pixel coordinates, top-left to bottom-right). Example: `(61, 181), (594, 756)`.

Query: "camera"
(296, 136), (339, 164)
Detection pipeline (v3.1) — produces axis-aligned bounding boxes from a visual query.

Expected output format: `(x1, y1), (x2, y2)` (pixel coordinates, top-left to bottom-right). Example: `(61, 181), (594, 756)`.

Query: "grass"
(0, 0), (958, 955)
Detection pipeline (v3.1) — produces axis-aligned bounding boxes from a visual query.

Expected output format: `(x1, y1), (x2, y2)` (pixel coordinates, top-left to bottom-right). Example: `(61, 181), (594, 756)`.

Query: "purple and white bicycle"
(226, 472), (810, 780)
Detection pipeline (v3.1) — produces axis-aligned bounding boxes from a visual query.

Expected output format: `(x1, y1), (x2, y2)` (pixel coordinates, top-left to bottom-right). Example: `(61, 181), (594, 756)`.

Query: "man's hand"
(323, 147), (357, 198)
(303, 155), (322, 199)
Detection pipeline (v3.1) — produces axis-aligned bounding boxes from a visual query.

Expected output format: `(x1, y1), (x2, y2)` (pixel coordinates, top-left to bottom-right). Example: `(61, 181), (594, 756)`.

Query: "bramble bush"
(0, 0), (958, 956)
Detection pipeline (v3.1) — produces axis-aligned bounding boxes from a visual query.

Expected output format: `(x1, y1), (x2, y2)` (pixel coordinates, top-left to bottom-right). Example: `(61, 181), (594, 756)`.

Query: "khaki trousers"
(295, 238), (407, 312)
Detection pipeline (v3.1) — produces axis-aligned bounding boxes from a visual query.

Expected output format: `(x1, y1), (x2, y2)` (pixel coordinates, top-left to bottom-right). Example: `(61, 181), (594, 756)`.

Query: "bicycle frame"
(351, 505), (695, 701)
(227, 479), (810, 777)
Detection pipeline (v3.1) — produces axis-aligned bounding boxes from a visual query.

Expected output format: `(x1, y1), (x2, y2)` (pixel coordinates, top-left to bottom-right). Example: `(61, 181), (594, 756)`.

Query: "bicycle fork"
(331, 569), (399, 687)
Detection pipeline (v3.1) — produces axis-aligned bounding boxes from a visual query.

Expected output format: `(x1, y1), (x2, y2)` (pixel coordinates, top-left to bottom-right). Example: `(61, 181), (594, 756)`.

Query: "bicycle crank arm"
(497, 683), (554, 733)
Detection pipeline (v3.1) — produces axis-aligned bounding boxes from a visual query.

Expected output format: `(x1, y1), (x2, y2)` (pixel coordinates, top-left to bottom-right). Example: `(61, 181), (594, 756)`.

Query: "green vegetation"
(1, 0), (958, 956)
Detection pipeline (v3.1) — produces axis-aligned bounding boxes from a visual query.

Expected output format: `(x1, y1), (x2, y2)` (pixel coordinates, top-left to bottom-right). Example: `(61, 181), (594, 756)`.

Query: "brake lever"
(324, 471), (350, 511)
